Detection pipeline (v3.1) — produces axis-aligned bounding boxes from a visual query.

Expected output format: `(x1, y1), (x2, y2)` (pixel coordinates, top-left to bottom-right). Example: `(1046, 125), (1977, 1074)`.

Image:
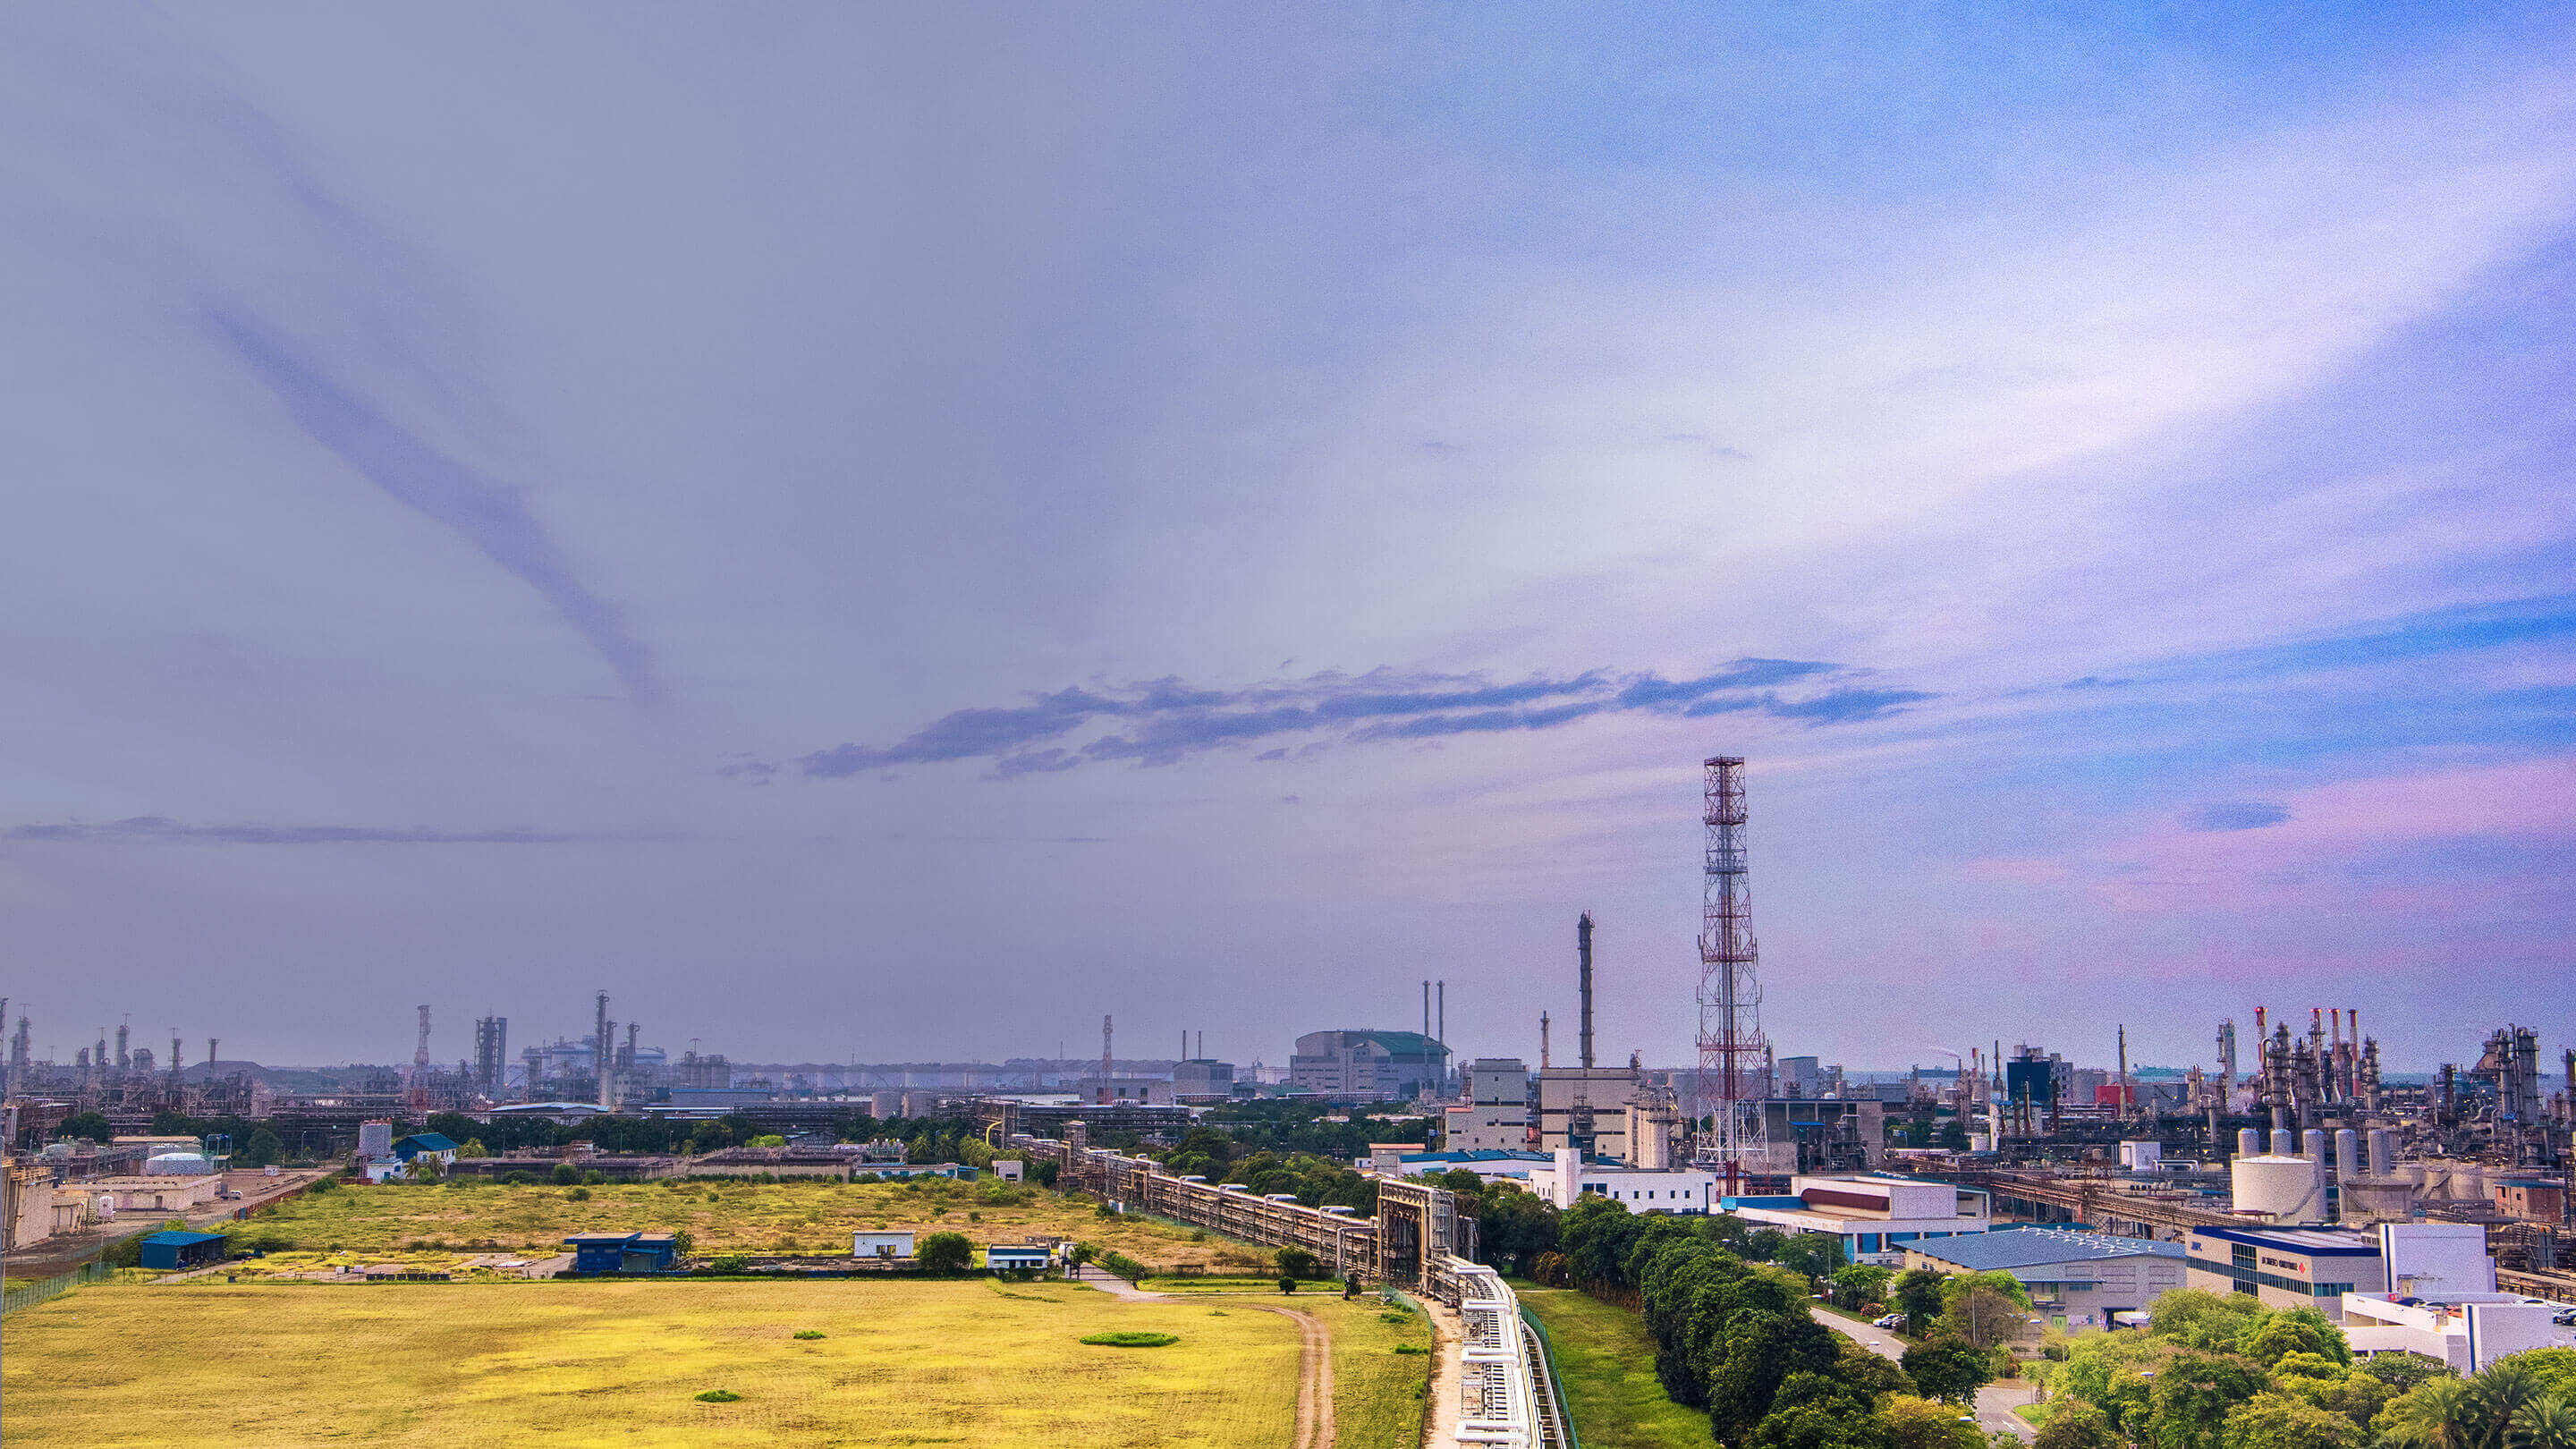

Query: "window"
(2232, 1245), (2258, 1270)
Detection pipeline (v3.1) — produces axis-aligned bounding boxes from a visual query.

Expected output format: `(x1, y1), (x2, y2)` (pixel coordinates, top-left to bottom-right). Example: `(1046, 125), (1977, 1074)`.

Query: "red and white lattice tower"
(1696, 756), (1770, 1190)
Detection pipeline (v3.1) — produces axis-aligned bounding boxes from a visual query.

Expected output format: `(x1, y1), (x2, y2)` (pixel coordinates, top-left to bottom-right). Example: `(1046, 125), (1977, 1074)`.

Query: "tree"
(1838, 1341), (1916, 1401)
(1903, 1337), (1995, 1406)
(1778, 1233), (1849, 1281)
(1945, 1286), (2034, 1351)
(1937, 1121), (1970, 1151)
(553, 1163), (580, 1185)
(1474, 1181), (1561, 1275)
(1279, 1276), (1297, 1294)
(1894, 1270), (1949, 1335)
(2504, 1352), (2576, 1402)
(1751, 1373), (1892, 1449)
(1835, 1264), (1896, 1311)
(2239, 1309), (2349, 1369)
(1708, 1310), (1843, 1442)
(1275, 1247), (1321, 1281)
(57, 1110), (114, 1143)
(2034, 1401), (2121, 1449)
(239, 1125), (285, 1168)
(2507, 1398), (2576, 1449)
(2149, 1290), (2271, 1354)
(1889, 1395), (1993, 1449)
(2147, 1350), (2270, 1449)
(406, 1153), (443, 1182)
(670, 1230), (695, 1260)
(2365, 1355), (2459, 1394)
(917, 1232), (971, 1274)
(2221, 1392), (2362, 1449)
(457, 1138), (488, 1158)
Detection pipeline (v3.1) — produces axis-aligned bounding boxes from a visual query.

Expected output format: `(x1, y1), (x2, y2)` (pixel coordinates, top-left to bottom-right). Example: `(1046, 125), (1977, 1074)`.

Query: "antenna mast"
(1696, 756), (1770, 1191)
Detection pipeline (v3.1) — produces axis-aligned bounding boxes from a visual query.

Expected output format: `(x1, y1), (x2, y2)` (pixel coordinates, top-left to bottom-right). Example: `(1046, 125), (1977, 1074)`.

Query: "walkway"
(1810, 1309), (2036, 1441)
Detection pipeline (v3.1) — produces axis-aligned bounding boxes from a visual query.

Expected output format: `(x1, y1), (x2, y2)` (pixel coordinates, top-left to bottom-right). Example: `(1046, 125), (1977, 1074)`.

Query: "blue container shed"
(139, 1230), (229, 1272)
(564, 1231), (680, 1274)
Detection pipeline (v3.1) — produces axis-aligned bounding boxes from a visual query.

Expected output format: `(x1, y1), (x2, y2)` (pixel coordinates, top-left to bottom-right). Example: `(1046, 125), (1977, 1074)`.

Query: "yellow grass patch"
(8, 1279), (1328, 1447)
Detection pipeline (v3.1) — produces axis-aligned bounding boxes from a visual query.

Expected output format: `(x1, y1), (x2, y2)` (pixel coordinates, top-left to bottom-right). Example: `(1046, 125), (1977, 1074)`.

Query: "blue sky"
(1, 5), (2569, 1072)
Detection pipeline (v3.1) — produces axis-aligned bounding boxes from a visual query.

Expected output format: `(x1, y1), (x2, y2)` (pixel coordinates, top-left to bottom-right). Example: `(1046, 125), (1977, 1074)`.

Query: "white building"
(1721, 1173), (1993, 1262)
(852, 1231), (916, 1259)
(1528, 1148), (1718, 1214)
(2333, 1222), (2573, 1369)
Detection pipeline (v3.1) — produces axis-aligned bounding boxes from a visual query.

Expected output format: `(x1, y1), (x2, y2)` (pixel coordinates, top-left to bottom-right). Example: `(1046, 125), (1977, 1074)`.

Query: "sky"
(2, 5), (2571, 1075)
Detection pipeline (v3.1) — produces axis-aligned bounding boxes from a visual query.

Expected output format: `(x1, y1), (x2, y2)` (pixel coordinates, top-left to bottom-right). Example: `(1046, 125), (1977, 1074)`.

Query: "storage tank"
(2233, 1153), (2326, 1222)
(2238, 1128), (2261, 1158)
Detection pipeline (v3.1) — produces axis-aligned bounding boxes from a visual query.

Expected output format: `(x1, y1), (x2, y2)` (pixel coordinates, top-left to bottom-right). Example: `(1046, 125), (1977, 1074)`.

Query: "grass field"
(209, 1177), (1273, 1277)
(1516, 1284), (1719, 1449)
(4, 1277), (1423, 1447)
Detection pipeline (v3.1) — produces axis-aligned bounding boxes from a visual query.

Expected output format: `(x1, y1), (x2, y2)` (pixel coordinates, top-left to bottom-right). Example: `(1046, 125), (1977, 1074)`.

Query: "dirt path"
(1419, 1293), (1463, 1447)
(1251, 1305), (1335, 1449)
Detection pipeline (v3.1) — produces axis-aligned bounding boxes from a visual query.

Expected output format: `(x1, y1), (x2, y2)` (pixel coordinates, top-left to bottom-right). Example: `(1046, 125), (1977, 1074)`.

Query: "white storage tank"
(2233, 1153), (2326, 1222)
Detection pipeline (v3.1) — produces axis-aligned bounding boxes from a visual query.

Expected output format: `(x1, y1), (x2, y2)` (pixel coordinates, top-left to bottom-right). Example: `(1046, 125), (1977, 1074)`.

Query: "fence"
(4, 1260), (114, 1316)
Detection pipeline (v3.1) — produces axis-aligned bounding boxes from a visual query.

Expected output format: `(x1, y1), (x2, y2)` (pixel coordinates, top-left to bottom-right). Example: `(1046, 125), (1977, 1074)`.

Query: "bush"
(793, 1330), (825, 1340)
(567, 1187), (591, 1202)
(710, 1255), (750, 1273)
(503, 1171), (536, 1185)
(1394, 1344), (1428, 1355)
(1279, 1276), (1298, 1294)
(918, 1232), (972, 1275)
(583, 1171), (606, 1186)
(308, 1177), (339, 1194)
(1276, 1247), (1321, 1281)
(1080, 1332), (1179, 1348)
(694, 1389), (741, 1402)
(553, 1164), (580, 1186)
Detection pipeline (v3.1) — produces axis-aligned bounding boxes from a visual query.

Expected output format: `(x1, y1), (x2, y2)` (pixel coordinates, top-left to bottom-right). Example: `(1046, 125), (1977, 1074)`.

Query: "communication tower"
(1695, 756), (1770, 1190)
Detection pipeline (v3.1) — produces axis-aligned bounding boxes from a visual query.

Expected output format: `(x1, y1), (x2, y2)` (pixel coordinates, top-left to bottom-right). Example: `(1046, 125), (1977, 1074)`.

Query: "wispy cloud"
(4, 818), (580, 845)
(796, 658), (1922, 778)
(2190, 801), (2292, 833)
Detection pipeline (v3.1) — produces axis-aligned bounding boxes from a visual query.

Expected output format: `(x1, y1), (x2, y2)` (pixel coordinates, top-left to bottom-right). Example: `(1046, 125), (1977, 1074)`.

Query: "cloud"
(793, 658), (1926, 779)
(2189, 801), (2292, 833)
(5, 817), (580, 845)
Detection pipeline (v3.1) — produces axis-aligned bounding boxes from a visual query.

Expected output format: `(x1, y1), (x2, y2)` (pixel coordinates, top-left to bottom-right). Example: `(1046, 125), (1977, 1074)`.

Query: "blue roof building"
(1902, 1227), (2188, 1322)
(564, 1231), (681, 1274)
(139, 1230), (228, 1272)
(393, 1133), (461, 1161)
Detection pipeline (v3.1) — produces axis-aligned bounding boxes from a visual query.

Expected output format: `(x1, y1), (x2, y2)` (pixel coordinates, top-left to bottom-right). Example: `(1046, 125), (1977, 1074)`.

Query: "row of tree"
(1558, 1197), (2004, 1449)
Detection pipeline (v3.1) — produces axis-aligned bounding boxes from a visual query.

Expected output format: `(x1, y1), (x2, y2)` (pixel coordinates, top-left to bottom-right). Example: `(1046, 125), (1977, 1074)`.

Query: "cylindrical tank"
(2451, 1164), (2486, 1201)
(2333, 1128), (2359, 1181)
(2368, 1128), (2394, 1177)
(2233, 1154), (2326, 1222)
(2272, 1128), (2294, 1156)
(2302, 1128), (2326, 1165)
(869, 1089), (900, 1117)
(2239, 1128), (2262, 1157)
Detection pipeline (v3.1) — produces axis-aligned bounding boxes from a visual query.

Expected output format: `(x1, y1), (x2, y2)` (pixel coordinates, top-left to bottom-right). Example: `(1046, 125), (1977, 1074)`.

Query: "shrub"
(553, 1164), (580, 1186)
(1394, 1344), (1428, 1355)
(308, 1177), (339, 1194)
(583, 1171), (606, 1186)
(1276, 1247), (1321, 1281)
(694, 1389), (741, 1403)
(567, 1187), (591, 1202)
(793, 1330), (824, 1341)
(1280, 1276), (1298, 1294)
(504, 1171), (536, 1185)
(710, 1255), (750, 1273)
(1080, 1332), (1178, 1348)
(918, 1232), (972, 1275)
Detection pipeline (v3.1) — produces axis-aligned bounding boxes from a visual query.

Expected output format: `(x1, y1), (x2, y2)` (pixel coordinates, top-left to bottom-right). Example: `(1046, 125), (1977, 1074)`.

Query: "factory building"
(1289, 1030), (1447, 1101)
(1528, 1148), (1719, 1214)
(1722, 1173), (1993, 1263)
(1898, 1227), (2187, 1326)
(2182, 1225), (2385, 1318)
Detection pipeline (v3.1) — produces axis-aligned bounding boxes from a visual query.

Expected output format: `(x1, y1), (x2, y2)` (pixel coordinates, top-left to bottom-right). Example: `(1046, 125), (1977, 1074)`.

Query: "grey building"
(1901, 1227), (2187, 1326)
(1290, 1030), (1447, 1100)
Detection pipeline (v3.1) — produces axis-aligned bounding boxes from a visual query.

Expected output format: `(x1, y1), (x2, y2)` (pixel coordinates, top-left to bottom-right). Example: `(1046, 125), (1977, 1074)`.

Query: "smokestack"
(208, 1038), (218, 1071)
(1539, 1012), (1550, 1071)
(1099, 1014), (1113, 1105)
(1422, 980), (1430, 1043)
(595, 991), (612, 1109)
(1436, 979), (1445, 1047)
(1577, 911), (1595, 1071)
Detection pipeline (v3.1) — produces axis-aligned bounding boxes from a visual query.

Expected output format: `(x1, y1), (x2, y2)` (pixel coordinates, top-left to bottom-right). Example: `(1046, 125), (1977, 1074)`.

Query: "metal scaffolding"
(1695, 755), (1770, 1188)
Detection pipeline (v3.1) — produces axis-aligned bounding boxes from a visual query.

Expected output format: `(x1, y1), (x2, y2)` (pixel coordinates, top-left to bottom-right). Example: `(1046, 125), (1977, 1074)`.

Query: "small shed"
(985, 1243), (1051, 1272)
(139, 1230), (228, 1272)
(563, 1231), (680, 1274)
(852, 1231), (916, 1260)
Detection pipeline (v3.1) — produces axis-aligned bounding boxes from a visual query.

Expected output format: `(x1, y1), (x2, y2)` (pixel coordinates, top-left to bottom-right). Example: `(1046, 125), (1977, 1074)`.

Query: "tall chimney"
(1539, 1012), (1550, 1070)
(595, 991), (612, 1109)
(1577, 912), (1595, 1071)
(1421, 980), (1430, 1042)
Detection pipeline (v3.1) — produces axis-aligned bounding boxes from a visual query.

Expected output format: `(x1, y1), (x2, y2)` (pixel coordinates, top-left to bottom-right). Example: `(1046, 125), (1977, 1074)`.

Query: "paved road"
(1811, 1309), (2037, 1441)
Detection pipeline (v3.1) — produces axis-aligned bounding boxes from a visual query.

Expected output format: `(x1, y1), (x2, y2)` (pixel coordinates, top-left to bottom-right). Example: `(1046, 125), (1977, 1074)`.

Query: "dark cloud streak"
(795, 658), (1933, 780)
(6, 817), (580, 845)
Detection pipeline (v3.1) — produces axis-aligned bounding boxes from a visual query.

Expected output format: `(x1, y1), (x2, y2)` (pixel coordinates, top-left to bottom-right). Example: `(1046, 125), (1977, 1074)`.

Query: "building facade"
(2182, 1225), (2385, 1318)
(1900, 1227), (2187, 1325)
(1721, 1172), (1991, 1263)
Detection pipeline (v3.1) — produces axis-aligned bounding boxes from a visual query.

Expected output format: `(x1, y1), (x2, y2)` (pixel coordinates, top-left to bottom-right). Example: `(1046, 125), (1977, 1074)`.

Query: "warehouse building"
(1901, 1227), (2186, 1326)
(1722, 1172), (1991, 1263)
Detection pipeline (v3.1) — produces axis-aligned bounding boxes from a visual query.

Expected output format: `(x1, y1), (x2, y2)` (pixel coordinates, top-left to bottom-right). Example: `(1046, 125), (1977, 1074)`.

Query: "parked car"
(1873, 1314), (1905, 1329)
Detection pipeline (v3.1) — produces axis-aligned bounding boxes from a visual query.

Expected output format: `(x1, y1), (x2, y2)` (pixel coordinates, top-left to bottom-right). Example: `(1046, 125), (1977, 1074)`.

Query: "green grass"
(2016, 1403), (2055, 1427)
(216, 1177), (1267, 1275)
(1083, 1331), (1182, 1347)
(1326, 1294), (1432, 1449)
(5, 1278), (1330, 1447)
(1516, 1284), (1719, 1449)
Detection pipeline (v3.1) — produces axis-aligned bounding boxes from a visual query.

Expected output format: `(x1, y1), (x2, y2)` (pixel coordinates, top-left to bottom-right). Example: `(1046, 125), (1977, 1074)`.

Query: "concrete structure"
(1073, 1076), (1174, 1105)
(1171, 1059), (1235, 1098)
(2492, 1177), (2568, 1224)
(564, 1231), (679, 1274)
(138, 1229), (227, 1272)
(2183, 1225), (2385, 1318)
(852, 1230), (916, 1259)
(356, 1120), (394, 1158)
(2378, 1221), (2497, 1300)
(1900, 1227), (2186, 1326)
(1535, 1065), (1640, 1158)
(1529, 1147), (1717, 1213)
(1290, 1030), (1448, 1100)
(1447, 1057), (1530, 1150)
(2341, 1292), (2575, 1373)
(1721, 1172), (1992, 1263)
